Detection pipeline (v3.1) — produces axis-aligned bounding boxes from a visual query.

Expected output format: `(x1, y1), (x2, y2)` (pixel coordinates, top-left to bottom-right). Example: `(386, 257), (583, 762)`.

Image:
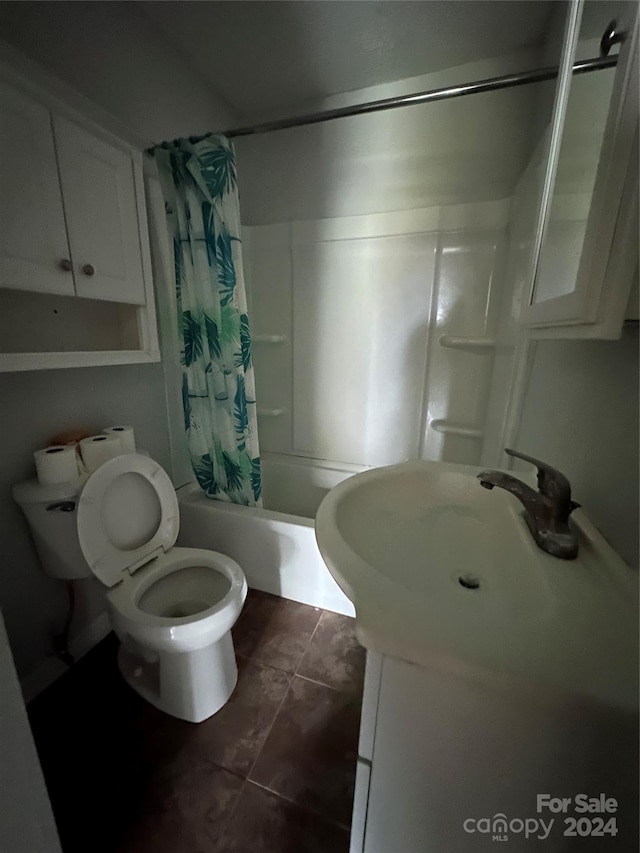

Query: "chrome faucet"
(478, 448), (580, 560)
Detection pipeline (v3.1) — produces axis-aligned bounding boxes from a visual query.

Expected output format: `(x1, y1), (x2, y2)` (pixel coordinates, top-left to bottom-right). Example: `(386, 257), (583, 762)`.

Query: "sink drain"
(458, 573), (481, 590)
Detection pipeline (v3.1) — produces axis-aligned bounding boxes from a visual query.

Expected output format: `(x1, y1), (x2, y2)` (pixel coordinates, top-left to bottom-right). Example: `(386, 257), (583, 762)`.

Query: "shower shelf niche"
(430, 420), (484, 439)
(438, 335), (496, 350)
(257, 407), (286, 418)
(253, 334), (287, 344)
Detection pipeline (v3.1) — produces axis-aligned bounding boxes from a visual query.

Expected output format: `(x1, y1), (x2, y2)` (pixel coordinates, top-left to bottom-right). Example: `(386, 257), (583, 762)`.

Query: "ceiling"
(139, 1), (556, 119)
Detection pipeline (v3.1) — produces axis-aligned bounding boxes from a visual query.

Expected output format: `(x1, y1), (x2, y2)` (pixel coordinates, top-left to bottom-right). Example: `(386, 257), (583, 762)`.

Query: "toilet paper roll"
(79, 434), (122, 473)
(102, 425), (136, 453)
(34, 445), (79, 486)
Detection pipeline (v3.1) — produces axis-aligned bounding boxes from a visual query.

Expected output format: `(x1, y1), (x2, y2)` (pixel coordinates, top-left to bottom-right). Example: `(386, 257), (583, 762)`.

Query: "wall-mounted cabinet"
(0, 70), (159, 371)
(519, 0), (638, 339)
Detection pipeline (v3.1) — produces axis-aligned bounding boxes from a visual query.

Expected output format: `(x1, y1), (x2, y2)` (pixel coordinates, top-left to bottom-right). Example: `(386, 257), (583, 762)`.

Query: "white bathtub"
(177, 454), (369, 616)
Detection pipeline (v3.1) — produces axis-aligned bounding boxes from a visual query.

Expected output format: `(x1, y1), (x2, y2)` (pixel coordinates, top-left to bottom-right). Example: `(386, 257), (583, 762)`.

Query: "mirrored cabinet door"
(520, 0), (638, 338)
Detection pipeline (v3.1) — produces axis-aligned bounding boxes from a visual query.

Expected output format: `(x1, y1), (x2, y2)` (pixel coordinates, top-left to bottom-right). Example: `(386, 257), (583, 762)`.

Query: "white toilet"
(14, 453), (247, 723)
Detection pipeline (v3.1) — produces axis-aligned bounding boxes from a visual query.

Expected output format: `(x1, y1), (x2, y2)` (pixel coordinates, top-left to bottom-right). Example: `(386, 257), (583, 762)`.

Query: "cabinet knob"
(82, 264), (95, 277)
(59, 259), (72, 272)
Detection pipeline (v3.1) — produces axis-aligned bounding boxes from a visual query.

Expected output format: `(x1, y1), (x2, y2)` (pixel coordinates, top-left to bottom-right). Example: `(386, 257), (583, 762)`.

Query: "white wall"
(0, 3), (236, 682)
(0, 1), (238, 143)
(0, 365), (172, 678)
(235, 51), (542, 225)
(515, 327), (639, 568)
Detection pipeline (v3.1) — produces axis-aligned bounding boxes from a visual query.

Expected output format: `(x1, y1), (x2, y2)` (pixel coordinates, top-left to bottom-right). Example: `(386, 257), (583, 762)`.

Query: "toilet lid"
(77, 454), (179, 588)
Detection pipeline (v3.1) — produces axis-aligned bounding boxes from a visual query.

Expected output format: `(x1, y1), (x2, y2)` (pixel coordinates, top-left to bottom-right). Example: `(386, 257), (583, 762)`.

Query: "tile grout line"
(245, 777), (353, 835)
(243, 672), (293, 784)
(294, 610), (364, 698)
(203, 760), (247, 839)
(293, 671), (354, 695)
(243, 606), (325, 783)
(293, 607), (325, 679)
(218, 776), (249, 838)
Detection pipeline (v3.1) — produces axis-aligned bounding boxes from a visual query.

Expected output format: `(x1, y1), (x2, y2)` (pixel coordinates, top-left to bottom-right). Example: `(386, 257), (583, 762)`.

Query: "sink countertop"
(315, 460), (639, 712)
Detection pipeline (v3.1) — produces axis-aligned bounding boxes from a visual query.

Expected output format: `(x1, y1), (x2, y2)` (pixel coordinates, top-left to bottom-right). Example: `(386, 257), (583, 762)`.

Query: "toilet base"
(117, 630), (239, 723)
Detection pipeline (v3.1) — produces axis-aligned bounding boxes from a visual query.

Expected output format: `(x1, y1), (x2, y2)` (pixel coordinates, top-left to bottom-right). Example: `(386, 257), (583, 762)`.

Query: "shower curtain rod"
(225, 55), (616, 138)
(146, 55), (616, 151)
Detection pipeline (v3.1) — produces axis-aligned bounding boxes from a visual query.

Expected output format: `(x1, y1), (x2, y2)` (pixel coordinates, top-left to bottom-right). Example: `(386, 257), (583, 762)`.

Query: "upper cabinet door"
(53, 115), (146, 305)
(0, 83), (73, 296)
(520, 0), (639, 338)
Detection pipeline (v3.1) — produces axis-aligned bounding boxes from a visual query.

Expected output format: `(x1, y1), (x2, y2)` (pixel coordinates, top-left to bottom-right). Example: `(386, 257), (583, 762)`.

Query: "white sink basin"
(315, 460), (638, 710)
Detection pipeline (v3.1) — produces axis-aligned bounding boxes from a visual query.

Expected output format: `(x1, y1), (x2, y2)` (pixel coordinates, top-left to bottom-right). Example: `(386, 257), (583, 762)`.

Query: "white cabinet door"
(0, 83), (73, 296)
(520, 0), (638, 338)
(53, 115), (146, 304)
(364, 656), (638, 853)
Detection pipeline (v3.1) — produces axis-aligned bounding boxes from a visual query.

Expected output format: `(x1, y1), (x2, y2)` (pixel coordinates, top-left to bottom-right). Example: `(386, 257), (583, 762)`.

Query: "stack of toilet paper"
(33, 425), (137, 486)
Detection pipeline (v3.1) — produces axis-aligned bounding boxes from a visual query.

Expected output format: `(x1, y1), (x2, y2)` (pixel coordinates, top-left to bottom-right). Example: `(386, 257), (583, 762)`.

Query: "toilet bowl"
(15, 453), (247, 723)
(106, 547), (246, 723)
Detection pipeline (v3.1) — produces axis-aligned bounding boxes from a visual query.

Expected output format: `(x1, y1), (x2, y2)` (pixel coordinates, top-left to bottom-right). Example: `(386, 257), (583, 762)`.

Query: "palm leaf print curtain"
(154, 136), (261, 506)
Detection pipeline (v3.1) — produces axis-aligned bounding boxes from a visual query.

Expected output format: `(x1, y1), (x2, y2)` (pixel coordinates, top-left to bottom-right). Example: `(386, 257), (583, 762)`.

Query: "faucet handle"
(504, 447), (573, 502)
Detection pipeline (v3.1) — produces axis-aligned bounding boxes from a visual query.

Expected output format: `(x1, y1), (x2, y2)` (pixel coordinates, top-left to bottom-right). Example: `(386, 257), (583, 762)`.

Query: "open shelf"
(0, 289), (159, 372)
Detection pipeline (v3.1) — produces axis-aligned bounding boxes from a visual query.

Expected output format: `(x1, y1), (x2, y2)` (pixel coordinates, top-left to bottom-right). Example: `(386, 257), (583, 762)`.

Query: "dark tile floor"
(28, 590), (366, 853)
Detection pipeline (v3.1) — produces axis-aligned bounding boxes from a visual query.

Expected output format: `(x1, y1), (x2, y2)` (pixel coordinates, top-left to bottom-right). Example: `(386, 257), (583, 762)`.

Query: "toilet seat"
(106, 546), (247, 652)
(77, 453), (179, 587)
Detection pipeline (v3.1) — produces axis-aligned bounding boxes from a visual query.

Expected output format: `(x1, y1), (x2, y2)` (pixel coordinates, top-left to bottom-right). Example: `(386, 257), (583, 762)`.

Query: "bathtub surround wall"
(235, 53), (548, 475)
(244, 201), (509, 469)
(480, 126), (547, 469)
(0, 7), (237, 686)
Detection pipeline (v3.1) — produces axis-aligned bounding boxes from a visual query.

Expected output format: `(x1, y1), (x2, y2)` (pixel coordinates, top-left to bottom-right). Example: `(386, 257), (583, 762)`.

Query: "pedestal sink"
(317, 461), (638, 852)
(315, 460), (637, 710)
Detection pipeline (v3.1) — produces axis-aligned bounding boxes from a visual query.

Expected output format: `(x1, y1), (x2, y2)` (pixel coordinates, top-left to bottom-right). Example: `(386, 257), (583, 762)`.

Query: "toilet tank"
(13, 480), (91, 580)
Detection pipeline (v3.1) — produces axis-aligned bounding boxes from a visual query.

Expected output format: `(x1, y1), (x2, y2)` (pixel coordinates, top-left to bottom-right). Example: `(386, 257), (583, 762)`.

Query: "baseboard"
(20, 612), (112, 703)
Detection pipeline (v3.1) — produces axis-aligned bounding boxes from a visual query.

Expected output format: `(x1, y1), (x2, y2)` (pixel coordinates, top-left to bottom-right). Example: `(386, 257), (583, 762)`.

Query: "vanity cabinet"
(0, 70), (159, 371)
(519, 0), (638, 339)
(353, 653), (638, 853)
